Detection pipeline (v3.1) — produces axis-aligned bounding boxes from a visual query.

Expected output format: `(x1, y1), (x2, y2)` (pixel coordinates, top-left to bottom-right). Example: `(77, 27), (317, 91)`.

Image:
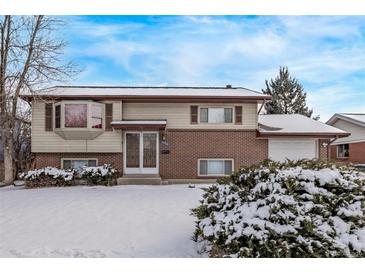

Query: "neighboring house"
(326, 113), (365, 165)
(20, 86), (349, 183)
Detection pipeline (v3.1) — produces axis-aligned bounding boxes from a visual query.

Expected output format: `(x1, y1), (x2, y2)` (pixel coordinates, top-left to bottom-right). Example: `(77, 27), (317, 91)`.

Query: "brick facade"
(330, 142), (365, 164)
(35, 153), (123, 175)
(33, 130), (268, 180)
(33, 132), (335, 181)
(159, 130), (268, 179)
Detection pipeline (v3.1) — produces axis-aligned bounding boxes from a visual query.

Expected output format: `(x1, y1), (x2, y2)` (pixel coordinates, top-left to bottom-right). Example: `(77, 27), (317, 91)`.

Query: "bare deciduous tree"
(0, 15), (76, 184)
(13, 102), (33, 177)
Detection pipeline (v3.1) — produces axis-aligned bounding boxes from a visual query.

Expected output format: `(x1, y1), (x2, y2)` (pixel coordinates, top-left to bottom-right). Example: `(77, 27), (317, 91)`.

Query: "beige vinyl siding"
(111, 100), (122, 120)
(122, 102), (258, 129)
(332, 119), (365, 144)
(31, 101), (123, 153)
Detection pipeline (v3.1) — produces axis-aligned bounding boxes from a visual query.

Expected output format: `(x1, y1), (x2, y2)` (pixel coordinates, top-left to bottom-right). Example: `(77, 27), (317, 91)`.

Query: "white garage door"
(269, 139), (318, 162)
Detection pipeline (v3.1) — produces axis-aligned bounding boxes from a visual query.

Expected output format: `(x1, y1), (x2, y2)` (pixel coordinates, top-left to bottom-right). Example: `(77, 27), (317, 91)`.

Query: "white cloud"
(65, 16), (365, 118)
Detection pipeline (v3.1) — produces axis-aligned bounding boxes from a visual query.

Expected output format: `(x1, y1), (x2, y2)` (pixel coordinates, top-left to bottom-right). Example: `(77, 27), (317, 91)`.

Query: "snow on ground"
(0, 184), (207, 258)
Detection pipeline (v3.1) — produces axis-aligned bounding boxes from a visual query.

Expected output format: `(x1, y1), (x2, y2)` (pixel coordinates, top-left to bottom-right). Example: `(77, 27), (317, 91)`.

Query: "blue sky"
(60, 16), (365, 121)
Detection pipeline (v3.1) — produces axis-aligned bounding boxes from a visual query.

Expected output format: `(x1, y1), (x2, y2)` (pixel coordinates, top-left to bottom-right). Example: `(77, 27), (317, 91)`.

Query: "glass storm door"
(124, 132), (159, 174)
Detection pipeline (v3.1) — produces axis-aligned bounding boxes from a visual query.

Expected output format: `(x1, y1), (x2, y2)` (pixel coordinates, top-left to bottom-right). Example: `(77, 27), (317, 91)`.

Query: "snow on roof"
(341, 114), (365, 124)
(327, 113), (365, 128)
(21, 85), (270, 100)
(258, 114), (349, 136)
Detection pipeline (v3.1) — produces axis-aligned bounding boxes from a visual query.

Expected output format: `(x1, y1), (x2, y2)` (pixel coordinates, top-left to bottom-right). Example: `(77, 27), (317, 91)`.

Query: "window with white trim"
(199, 107), (233, 123)
(337, 144), (349, 158)
(65, 104), (87, 128)
(54, 101), (105, 130)
(198, 159), (233, 176)
(62, 159), (97, 170)
(55, 105), (61, 129)
(91, 104), (103, 129)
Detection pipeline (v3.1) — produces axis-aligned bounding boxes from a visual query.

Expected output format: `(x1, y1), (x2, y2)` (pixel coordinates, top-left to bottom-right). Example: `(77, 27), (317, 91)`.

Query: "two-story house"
(20, 86), (349, 184)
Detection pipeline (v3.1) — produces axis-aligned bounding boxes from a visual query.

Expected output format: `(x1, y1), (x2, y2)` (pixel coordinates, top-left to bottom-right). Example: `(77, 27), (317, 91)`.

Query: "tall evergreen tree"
(262, 67), (319, 120)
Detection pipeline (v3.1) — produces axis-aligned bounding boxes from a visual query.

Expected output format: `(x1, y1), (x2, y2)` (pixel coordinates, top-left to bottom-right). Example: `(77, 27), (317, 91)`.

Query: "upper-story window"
(199, 107), (233, 123)
(91, 104), (103, 129)
(54, 101), (105, 130)
(55, 105), (61, 129)
(65, 104), (88, 128)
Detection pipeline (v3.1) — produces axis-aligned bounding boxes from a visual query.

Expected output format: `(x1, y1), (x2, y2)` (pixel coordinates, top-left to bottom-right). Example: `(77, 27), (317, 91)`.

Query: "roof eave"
(326, 113), (365, 128)
(257, 131), (350, 138)
(20, 94), (272, 102)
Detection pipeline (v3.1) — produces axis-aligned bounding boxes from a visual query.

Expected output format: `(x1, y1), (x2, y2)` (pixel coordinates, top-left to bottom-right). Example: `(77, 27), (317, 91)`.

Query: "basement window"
(198, 159), (233, 176)
(337, 144), (349, 158)
(62, 159), (98, 170)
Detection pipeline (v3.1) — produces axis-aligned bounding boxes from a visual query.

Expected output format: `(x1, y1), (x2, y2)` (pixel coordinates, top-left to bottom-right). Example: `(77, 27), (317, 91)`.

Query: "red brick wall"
(350, 142), (365, 164)
(330, 145), (339, 162)
(35, 153), (123, 175)
(330, 142), (365, 164)
(159, 130), (268, 179)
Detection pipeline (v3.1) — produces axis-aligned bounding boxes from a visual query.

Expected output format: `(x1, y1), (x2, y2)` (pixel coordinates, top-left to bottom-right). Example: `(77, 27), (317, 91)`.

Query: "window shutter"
(45, 103), (53, 131)
(105, 104), (113, 131)
(235, 106), (242, 124)
(191, 105), (198, 124)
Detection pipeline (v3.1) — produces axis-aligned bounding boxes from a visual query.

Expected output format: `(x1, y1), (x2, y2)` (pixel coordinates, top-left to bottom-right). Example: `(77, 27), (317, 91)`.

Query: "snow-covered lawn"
(0, 184), (206, 258)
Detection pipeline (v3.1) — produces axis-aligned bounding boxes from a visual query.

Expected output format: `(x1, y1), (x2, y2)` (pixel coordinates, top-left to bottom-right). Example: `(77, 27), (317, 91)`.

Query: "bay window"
(65, 104), (87, 128)
(53, 101), (105, 140)
(199, 107), (233, 123)
(91, 104), (103, 129)
(55, 105), (61, 129)
(198, 159), (233, 176)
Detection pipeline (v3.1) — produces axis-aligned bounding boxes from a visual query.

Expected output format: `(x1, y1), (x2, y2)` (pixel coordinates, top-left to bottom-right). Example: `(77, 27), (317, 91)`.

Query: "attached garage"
(258, 114), (350, 162)
(268, 139), (317, 162)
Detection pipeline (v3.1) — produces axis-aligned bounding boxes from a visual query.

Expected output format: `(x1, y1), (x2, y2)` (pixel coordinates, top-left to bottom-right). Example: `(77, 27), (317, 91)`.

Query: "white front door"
(124, 131), (159, 174)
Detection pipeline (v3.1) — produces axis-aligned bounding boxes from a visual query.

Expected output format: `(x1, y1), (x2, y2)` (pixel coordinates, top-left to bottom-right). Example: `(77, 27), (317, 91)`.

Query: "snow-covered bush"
(77, 164), (117, 186)
(20, 167), (75, 188)
(20, 164), (118, 187)
(192, 160), (365, 258)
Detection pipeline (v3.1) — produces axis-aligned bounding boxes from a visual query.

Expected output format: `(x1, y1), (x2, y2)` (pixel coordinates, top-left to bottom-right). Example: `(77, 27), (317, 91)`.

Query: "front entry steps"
(117, 174), (168, 185)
